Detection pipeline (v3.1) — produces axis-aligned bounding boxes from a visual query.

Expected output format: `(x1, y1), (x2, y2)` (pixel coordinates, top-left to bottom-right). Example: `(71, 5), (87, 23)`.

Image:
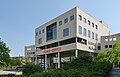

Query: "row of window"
(59, 15), (74, 26)
(78, 15), (98, 29)
(36, 29), (44, 36)
(79, 25), (98, 40)
(27, 52), (35, 55)
(105, 45), (112, 48)
(105, 37), (117, 42)
(38, 28), (69, 44)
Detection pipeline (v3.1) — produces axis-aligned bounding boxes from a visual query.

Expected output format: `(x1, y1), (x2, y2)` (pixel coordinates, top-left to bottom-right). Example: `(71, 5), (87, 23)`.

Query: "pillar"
(35, 56), (37, 64)
(75, 49), (78, 57)
(58, 52), (60, 69)
(45, 54), (48, 70)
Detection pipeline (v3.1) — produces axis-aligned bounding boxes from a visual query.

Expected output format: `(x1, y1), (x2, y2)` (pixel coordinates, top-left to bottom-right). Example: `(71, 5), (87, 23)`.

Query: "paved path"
(108, 68), (120, 77)
(0, 70), (22, 75)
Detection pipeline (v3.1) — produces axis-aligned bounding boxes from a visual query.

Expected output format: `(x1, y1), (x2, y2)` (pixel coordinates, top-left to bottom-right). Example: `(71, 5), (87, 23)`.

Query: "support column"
(58, 52), (60, 69)
(35, 56), (37, 64)
(45, 54), (48, 70)
(75, 49), (78, 57)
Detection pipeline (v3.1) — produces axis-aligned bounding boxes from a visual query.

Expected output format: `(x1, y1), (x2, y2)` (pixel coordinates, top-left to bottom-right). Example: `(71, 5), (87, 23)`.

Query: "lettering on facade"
(42, 47), (61, 54)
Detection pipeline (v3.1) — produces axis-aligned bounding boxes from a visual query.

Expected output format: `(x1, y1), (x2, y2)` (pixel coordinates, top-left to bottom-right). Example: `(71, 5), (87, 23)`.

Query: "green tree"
(0, 39), (10, 67)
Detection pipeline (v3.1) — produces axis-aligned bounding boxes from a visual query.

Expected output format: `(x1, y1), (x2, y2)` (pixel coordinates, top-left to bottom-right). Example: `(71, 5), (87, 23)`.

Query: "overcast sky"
(0, 0), (120, 57)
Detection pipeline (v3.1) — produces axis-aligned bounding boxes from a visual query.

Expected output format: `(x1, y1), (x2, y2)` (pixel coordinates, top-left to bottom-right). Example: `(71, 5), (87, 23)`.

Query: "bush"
(22, 64), (42, 75)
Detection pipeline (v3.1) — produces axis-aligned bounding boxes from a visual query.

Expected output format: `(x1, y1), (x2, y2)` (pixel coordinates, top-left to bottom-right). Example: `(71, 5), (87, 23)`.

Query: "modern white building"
(33, 7), (111, 69)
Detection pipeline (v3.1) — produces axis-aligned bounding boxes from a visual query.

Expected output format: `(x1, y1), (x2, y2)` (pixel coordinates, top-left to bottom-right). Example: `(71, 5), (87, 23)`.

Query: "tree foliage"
(0, 40), (10, 67)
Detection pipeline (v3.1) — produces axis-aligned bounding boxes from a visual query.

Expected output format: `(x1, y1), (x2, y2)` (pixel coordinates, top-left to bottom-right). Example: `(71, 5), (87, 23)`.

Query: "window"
(77, 37), (87, 45)
(109, 38), (112, 41)
(64, 18), (68, 23)
(92, 23), (94, 28)
(39, 31), (41, 35)
(79, 26), (82, 35)
(78, 15), (82, 21)
(83, 18), (86, 23)
(83, 28), (86, 36)
(95, 25), (98, 29)
(92, 32), (94, 39)
(105, 45), (108, 48)
(98, 46), (101, 50)
(95, 33), (98, 40)
(109, 45), (112, 48)
(38, 38), (42, 44)
(70, 15), (74, 21)
(113, 38), (117, 41)
(59, 21), (62, 26)
(63, 28), (69, 37)
(105, 39), (108, 41)
(36, 32), (38, 36)
(88, 30), (90, 38)
(88, 20), (90, 25)
(42, 29), (44, 33)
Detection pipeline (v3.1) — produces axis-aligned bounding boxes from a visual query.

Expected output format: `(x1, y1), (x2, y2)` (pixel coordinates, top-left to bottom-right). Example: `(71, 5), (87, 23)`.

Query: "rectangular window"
(92, 23), (94, 28)
(36, 32), (38, 36)
(88, 30), (91, 38)
(95, 25), (98, 29)
(92, 32), (94, 39)
(79, 15), (82, 21)
(42, 29), (44, 33)
(105, 45), (108, 48)
(59, 21), (62, 26)
(39, 31), (41, 35)
(70, 15), (74, 21)
(88, 20), (90, 25)
(38, 38), (42, 44)
(83, 18), (86, 23)
(64, 18), (68, 23)
(113, 38), (117, 41)
(63, 28), (69, 37)
(109, 45), (112, 48)
(95, 33), (98, 40)
(83, 28), (86, 36)
(79, 25), (82, 35)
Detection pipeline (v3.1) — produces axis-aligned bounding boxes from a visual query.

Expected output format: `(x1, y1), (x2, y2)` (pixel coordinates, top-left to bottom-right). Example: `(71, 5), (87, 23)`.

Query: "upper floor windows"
(78, 15), (82, 21)
(92, 32), (94, 39)
(64, 18), (68, 23)
(39, 31), (41, 35)
(83, 28), (86, 36)
(88, 30), (91, 38)
(36, 32), (38, 36)
(70, 15), (74, 21)
(63, 28), (69, 37)
(83, 18), (86, 23)
(59, 21), (62, 26)
(42, 29), (44, 33)
(95, 25), (98, 29)
(38, 38), (42, 44)
(95, 33), (98, 40)
(92, 23), (94, 28)
(88, 20), (90, 25)
(79, 25), (82, 35)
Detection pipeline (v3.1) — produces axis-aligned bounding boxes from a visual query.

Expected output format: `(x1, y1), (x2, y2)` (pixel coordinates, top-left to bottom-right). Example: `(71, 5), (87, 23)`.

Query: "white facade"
(35, 7), (110, 69)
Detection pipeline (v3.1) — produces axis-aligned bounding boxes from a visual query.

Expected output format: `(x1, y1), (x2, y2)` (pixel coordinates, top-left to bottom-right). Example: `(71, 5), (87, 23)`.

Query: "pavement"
(0, 70), (22, 75)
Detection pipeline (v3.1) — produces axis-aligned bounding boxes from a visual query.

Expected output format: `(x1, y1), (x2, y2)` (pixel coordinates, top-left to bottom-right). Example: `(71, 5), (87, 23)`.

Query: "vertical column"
(75, 49), (78, 57)
(35, 56), (37, 64)
(45, 54), (48, 70)
(58, 52), (60, 69)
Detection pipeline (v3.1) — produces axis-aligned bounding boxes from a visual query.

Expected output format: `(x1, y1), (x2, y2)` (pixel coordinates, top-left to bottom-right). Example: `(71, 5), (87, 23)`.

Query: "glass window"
(92, 32), (94, 39)
(88, 20), (90, 25)
(39, 31), (41, 35)
(79, 25), (82, 35)
(63, 28), (69, 37)
(42, 29), (44, 33)
(113, 38), (117, 41)
(59, 21), (62, 26)
(64, 18), (68, 23)
(38, 38), (42, 44)
(92, 23), (94, 28)
(109, 38), (112, 41)
(70, 15), (74, 21)
(78, 15), (82, 21)
(105, 39), (108, 41)
(83, 28), (86, 36)
(109, 45), (112, 48)
(88, 30), (90, 38)
(95, 33), (98, 40)
(83, 18), (86, 23)
(36, 32), (38, 36)
(95, 25), (98, 29)
(105, 45), (108, 48)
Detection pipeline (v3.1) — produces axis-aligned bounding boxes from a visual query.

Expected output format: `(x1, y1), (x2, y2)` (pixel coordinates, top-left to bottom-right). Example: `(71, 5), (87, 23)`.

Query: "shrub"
(22, 64), (42, 75)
